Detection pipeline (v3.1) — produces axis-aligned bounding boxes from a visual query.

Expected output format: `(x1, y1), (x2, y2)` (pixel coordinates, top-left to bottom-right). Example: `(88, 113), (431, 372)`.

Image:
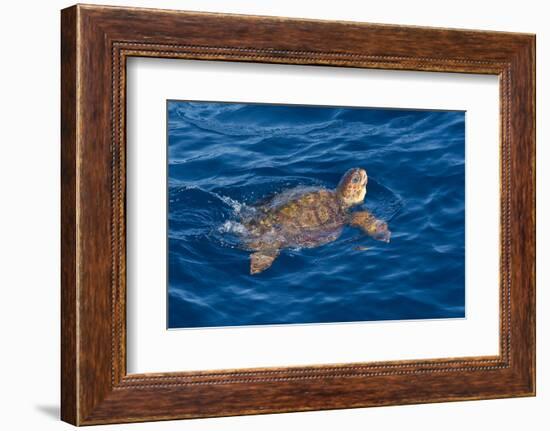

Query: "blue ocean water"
(167, 101), (465, 329)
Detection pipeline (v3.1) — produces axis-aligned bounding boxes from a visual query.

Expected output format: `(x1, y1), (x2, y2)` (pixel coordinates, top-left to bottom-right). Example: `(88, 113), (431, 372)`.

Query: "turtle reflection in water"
(240, 168), (391, 274)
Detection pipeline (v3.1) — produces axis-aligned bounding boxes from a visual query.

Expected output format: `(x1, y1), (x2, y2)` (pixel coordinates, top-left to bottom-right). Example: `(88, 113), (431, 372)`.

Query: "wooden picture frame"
(61, 4), (535, 425)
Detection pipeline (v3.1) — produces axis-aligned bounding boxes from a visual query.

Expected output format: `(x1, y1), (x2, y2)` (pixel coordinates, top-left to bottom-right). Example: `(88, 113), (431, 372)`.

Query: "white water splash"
(219, 220), (247, 235)
(177, 185), (248, 215)
(210, 191), (244, 214)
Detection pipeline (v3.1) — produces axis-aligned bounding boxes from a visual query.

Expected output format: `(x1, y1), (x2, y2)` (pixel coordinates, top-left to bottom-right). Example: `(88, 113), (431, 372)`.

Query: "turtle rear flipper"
(250, 250), (279, 274)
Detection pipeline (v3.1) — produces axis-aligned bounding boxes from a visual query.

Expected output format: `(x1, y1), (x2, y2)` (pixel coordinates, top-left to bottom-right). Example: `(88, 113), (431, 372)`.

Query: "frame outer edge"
(524, 34), (536, 395)
(61, 5), (79, 426)
(526, 35), (536, 396)
(507, 35), (536, 396)
(531, 34), (536, 396)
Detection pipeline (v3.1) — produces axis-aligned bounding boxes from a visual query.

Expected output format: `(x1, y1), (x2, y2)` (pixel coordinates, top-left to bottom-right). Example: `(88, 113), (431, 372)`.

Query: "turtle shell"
(242, 187), (347, 250)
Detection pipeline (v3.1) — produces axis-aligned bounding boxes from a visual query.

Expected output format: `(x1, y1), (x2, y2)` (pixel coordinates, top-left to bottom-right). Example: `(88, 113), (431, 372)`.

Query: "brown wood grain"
(61, 4), (536, 425)
(60, 5), (78, 425)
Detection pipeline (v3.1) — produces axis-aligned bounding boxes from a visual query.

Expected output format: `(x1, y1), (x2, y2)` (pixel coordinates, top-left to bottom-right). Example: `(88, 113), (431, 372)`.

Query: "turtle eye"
(351, 176), (360, 184)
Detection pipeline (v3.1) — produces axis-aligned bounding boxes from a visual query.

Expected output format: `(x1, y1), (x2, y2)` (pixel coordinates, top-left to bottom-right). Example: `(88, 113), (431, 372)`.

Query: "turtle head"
(336, 168), (368, 208)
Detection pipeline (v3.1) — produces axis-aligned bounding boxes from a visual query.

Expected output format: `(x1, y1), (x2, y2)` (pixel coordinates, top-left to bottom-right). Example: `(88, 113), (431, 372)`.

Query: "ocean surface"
(167, 101), (465, 329)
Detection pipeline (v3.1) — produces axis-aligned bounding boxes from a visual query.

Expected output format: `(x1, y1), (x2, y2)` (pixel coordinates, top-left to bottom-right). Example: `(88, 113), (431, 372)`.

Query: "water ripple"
(167, 101), (465, 328)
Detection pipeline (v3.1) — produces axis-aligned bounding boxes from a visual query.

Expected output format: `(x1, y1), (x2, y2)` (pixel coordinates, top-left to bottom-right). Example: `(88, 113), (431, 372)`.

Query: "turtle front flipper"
(250, 249), (280, 274)
(349, 211), (391, 243)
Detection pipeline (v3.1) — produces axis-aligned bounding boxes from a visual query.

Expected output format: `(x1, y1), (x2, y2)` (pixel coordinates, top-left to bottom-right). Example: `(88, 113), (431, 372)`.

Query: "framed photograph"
(61, 4), (535, 425)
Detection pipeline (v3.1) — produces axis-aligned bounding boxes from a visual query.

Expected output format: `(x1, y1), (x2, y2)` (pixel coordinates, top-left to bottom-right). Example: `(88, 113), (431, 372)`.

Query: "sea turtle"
(240, 168), (391, 274)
